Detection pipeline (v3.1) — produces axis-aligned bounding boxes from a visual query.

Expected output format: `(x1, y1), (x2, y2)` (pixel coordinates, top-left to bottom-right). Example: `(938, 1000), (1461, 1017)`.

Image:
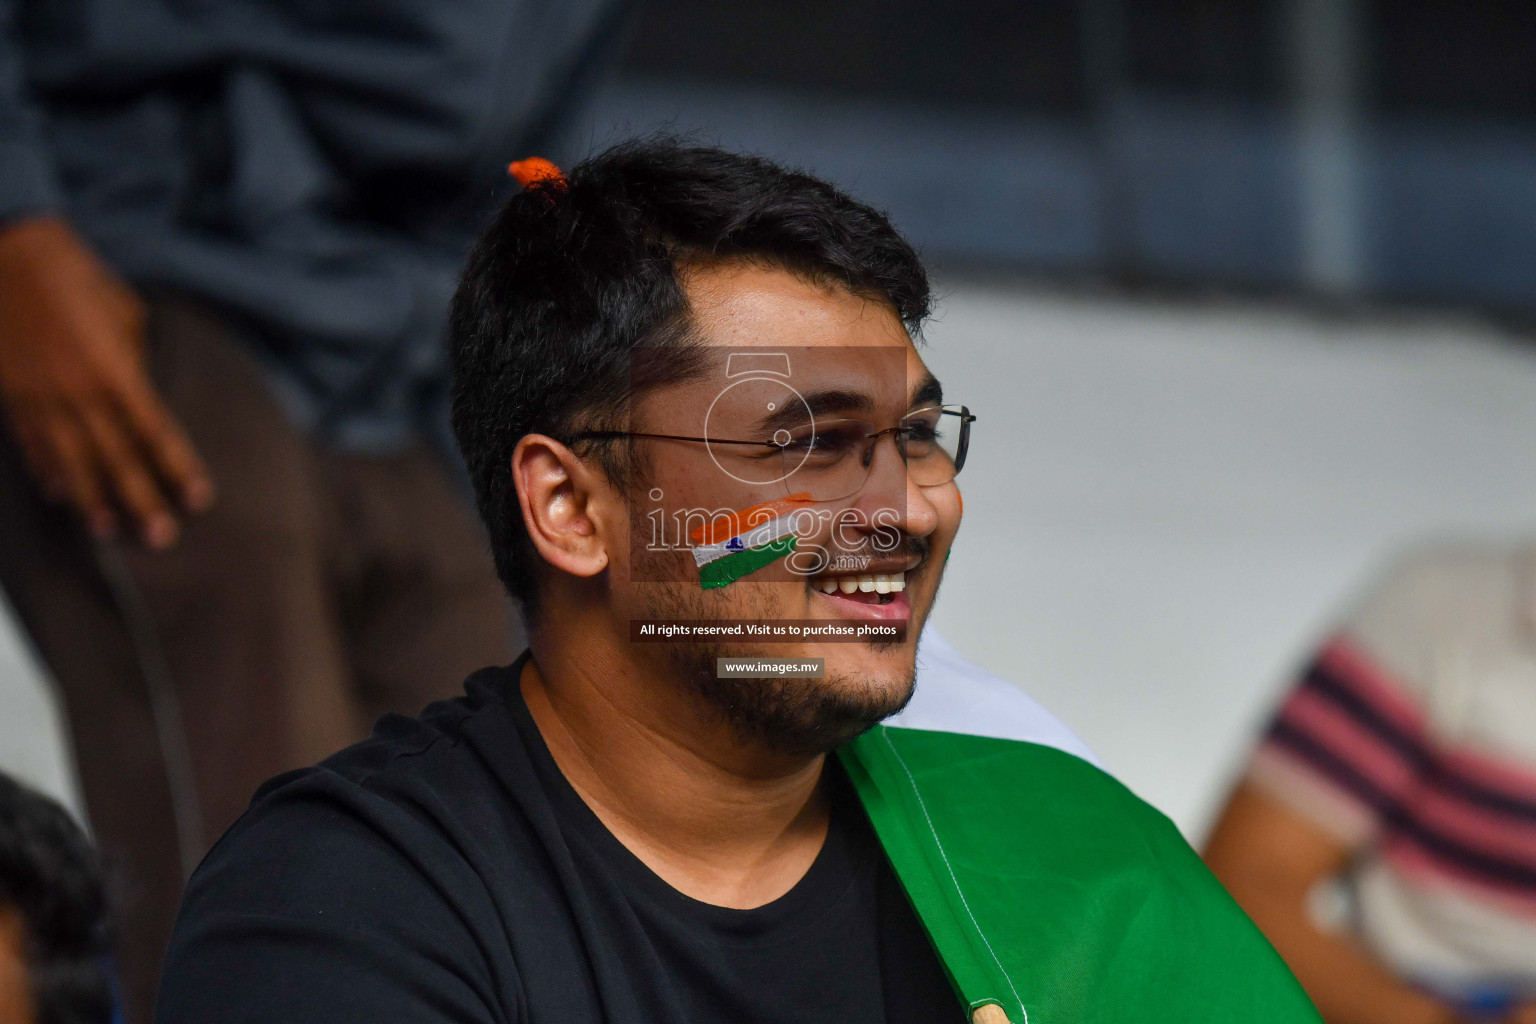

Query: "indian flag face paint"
(690, 493), (812, 589)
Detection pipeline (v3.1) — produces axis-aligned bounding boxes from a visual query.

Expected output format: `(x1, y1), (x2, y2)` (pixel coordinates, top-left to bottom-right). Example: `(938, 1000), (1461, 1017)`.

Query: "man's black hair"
(0, 773), (114, 1024)
(449, 139), (932, 616)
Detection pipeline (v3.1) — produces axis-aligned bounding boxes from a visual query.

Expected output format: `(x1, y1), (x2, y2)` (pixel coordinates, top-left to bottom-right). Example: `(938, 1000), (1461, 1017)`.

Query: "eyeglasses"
(569, 404), (975, 502)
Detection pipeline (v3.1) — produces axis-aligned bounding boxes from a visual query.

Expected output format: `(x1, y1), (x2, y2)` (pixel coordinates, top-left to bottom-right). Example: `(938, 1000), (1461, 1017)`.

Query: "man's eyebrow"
(909, 373), (943, 410)
(749, 375), (946, 436)
(755, 388), (873, 434)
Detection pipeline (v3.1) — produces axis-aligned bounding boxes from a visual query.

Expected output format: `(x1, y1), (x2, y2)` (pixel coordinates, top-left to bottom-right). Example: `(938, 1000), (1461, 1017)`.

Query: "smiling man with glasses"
(155, 141), (1321, 1024)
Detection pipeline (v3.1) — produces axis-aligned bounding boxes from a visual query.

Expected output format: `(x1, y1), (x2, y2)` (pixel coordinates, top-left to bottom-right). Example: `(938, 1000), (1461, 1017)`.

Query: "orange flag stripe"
(688, 493), (814, 546)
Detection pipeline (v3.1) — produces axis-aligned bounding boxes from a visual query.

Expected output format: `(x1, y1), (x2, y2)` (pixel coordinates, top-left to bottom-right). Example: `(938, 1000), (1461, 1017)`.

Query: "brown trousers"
(0, 299), (520, 1023)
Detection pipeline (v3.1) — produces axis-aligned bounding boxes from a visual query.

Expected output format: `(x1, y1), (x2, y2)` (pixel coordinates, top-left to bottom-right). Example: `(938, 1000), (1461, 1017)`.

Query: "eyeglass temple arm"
(569, 430), (783, 449)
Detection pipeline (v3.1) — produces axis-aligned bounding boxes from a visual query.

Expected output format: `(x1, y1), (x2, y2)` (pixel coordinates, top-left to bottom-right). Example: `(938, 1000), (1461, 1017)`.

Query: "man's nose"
(849, 435), (939, 540)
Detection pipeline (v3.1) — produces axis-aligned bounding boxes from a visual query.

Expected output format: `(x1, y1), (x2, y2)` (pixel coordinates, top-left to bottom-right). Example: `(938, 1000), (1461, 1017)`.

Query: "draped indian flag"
(690, 493), (812, 589)
(838, 727), (1322, 1024)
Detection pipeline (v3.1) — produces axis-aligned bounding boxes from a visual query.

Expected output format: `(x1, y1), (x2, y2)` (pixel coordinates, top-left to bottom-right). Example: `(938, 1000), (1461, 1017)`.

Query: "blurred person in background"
(1207, 545), (1536, 1024)
(0, 0), (627, 1018)
(0, 771), (117, 1024)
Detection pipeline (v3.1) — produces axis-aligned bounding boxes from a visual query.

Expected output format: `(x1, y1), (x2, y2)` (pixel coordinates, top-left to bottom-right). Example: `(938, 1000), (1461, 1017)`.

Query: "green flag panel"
(839, 726), (1322, 1024)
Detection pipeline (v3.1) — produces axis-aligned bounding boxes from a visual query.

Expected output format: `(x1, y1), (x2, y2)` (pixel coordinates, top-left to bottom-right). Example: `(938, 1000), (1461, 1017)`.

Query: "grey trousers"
(0, 298), (521, 1023)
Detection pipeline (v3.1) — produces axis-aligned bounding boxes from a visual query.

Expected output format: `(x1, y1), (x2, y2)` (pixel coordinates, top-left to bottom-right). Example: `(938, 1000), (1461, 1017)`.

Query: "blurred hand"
(0, 216), (213, 548)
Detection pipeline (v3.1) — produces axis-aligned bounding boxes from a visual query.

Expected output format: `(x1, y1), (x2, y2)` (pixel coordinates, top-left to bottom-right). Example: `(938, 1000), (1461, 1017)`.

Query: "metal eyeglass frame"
(565, 404), (976, 489)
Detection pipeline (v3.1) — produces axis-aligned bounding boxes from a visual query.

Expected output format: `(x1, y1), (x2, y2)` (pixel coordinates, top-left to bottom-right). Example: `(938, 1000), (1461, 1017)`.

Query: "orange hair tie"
(507, 157), (566, 189)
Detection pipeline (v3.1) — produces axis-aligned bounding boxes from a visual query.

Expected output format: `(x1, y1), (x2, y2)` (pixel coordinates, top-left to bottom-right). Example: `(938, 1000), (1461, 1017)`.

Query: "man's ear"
(511, 435), (613, 579)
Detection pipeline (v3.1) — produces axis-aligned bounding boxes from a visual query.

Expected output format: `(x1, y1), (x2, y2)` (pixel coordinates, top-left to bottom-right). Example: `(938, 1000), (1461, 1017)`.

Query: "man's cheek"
(786, 540), (829, 577)
(870, 507), (901, 553)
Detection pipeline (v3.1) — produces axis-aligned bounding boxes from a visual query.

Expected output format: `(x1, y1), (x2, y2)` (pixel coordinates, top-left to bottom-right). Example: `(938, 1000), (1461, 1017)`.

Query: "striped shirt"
(1248, 544), (1536, 999)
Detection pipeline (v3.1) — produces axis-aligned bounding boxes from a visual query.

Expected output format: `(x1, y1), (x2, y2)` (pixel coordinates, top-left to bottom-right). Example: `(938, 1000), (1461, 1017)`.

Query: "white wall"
(3, 282), (1535, 840)
(0, 590), (80, 816)
(922, 284), (1536, 840)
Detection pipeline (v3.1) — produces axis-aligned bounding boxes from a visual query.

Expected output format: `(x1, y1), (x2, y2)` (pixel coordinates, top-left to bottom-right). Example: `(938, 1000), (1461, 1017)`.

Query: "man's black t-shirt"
(156, 659), (962, 1023)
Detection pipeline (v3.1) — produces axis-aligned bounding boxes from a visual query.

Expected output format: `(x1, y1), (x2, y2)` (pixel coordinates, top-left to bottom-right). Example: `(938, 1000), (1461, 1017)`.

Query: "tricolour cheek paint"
(698, 535), (797, 589)
(690, 493), (813, 589)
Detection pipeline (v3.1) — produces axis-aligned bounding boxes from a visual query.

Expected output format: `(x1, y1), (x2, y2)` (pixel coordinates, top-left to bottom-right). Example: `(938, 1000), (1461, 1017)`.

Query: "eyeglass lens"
(771, 406), (971, 502)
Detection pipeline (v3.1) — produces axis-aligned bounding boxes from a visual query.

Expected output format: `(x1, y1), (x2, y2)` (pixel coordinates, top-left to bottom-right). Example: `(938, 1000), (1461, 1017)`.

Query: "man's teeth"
(817, 572), (905, 594)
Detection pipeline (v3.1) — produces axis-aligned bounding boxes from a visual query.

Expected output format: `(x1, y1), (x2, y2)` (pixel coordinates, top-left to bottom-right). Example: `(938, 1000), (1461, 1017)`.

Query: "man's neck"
(521, 641), (831, 910)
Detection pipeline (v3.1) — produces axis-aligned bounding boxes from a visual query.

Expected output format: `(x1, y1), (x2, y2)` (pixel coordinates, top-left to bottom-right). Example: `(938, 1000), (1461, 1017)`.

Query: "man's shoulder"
(192, 666), (525, 908)
(157, 667), (542, 1022)
(263, 665), (514, 797)
(159, 667), (533, 1021)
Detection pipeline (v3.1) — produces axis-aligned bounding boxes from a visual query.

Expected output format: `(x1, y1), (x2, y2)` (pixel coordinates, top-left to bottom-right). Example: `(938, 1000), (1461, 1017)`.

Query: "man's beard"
(636, 573), (915, 756)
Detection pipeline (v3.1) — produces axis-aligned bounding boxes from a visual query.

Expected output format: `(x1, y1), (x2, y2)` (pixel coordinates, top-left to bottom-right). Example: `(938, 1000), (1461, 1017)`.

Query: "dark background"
(576, 0), (1536, 312)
